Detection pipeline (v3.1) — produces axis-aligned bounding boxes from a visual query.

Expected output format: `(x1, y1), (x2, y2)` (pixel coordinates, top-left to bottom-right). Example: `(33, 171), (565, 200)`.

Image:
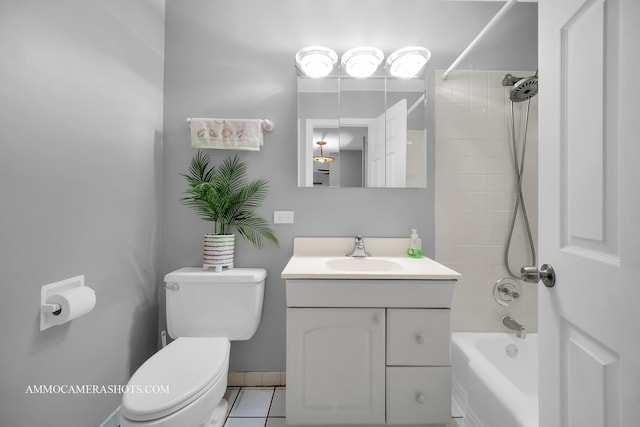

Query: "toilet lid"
(121, 337), (229, 421)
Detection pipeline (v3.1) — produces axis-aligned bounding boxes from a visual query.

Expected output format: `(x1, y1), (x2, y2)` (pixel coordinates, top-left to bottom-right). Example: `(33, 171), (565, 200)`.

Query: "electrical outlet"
(274, 210), (294, 224)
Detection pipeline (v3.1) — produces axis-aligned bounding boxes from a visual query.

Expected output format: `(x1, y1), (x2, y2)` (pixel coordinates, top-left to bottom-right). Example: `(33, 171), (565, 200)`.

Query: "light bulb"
(386, 46), (431, 78)
(295, 46), (337, 78)
(341, 47), (384, 78)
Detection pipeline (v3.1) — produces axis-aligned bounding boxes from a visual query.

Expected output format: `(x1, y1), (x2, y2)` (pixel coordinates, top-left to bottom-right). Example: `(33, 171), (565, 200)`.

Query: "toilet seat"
(121, 337), (229, 422)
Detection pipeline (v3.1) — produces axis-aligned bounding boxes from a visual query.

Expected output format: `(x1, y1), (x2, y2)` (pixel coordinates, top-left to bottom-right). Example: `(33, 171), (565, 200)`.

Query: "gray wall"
(0, 1), (165, 426)
(162, 0), (537, 371)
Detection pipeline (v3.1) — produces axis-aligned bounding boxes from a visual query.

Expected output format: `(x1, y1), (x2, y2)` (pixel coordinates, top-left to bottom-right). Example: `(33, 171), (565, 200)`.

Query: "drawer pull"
(416, 393), (425, 404)
(415, 334), (424, 344)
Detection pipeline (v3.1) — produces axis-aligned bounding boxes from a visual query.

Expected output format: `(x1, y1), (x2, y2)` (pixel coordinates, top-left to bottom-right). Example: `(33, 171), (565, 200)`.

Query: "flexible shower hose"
(504, 98), (537, 278)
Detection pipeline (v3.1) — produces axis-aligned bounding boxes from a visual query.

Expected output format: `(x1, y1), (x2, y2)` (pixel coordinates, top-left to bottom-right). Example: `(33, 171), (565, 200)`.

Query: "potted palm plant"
(181, 151), (279, 271)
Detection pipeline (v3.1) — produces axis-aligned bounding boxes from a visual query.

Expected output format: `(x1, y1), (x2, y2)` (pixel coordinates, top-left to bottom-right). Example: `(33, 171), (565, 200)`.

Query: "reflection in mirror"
(297, 77), (427, 188)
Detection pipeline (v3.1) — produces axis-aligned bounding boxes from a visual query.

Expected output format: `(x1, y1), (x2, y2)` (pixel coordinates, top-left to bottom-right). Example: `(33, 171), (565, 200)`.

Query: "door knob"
(521, 264), (556, 288)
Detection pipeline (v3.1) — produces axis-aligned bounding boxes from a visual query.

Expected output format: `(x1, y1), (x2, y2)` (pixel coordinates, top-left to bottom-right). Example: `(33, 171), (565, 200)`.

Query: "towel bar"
(186, 118), (275, 132)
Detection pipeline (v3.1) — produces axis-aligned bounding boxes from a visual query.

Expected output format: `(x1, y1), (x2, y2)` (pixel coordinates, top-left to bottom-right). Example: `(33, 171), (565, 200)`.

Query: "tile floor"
(224, 387), (285, 427)
(223, 387), (463, 427)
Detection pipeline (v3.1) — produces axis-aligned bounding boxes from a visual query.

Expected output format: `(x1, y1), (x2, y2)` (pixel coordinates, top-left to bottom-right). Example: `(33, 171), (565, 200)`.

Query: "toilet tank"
(164, 267), (266, 340)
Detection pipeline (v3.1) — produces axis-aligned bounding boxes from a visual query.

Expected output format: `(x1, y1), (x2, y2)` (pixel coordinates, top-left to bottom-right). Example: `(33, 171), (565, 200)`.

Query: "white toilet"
(120, 267), (267, 427)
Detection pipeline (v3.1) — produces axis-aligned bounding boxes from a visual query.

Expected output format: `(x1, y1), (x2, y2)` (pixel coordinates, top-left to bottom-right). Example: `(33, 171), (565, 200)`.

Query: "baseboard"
(228, 371), (286, 387)
(99, 406), (121, 427)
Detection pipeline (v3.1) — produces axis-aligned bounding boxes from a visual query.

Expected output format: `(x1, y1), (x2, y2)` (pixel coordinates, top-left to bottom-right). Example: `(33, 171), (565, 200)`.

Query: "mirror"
(297, 76), (427, 188)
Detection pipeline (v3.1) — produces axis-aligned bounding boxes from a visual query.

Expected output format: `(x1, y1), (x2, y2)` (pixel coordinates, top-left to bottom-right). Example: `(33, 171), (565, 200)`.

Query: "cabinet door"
(287, 308), (386, 425)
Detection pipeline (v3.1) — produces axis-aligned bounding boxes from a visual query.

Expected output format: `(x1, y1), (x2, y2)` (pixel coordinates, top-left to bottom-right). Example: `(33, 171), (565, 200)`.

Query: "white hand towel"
(190, 119), (264, 151)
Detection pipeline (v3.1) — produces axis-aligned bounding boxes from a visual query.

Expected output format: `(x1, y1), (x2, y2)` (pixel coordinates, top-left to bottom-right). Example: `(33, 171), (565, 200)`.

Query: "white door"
(385, 98), (408, 187)
(286, 308), (386, 425)
(539, 0), (640, 426)
(367, 112), (386, 187)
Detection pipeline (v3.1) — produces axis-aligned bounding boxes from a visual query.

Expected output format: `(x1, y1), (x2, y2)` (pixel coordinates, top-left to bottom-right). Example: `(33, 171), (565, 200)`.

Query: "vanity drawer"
(386, 366), (451, 425)
(386, 309), (451, 366)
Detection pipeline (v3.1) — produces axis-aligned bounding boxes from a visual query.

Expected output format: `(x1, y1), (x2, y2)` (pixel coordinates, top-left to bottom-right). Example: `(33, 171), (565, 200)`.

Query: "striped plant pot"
(203, 233), (235, 272)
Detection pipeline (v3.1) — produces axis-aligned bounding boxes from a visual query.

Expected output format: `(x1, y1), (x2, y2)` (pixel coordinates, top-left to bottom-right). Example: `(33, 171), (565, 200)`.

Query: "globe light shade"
(386, 46), (431, 78)
(295, 46), (338, 78)
(341, 46), (384, 78)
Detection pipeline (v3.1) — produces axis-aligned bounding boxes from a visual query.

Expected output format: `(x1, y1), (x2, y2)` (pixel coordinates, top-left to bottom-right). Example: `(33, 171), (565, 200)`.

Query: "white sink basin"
(325, 258), (402, 272)
(282, 238), (462, 307)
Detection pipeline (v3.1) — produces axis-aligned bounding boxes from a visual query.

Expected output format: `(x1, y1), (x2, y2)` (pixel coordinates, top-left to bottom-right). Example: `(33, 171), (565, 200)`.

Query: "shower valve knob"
(521, 264), (556, 288)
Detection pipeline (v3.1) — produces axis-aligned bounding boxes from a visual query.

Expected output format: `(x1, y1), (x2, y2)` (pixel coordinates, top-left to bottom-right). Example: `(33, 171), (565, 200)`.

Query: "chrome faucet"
(502, 315), (527, 339)
(346, 235), (370, 257)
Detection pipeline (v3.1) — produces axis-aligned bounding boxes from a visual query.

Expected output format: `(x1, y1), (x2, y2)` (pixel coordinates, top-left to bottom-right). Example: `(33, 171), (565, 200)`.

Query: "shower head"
(502, 72), (538, 102)
(510, 75), (538, 102)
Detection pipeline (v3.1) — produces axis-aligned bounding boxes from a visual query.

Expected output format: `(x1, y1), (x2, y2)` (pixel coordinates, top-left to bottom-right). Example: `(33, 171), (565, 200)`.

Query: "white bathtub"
(452, 333), (538, 427)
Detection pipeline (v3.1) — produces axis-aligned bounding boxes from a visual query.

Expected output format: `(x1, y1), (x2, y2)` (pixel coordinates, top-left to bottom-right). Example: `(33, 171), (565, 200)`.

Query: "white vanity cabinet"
(282, 237), (461, 427)
(285, 281), (455, 427)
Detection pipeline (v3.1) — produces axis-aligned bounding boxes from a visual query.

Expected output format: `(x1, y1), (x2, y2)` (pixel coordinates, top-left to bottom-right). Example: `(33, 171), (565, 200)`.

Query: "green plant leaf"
(180, 151), (279, 248)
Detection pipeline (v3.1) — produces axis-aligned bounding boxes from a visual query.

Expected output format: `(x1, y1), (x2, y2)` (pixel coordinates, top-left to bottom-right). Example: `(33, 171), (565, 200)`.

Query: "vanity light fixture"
(312, 141), (335, 163)
(296, 45), (431, 78)
(340, 46), (384, 78)
(295, 46), (338, 78)
(385, 46), (431, 78)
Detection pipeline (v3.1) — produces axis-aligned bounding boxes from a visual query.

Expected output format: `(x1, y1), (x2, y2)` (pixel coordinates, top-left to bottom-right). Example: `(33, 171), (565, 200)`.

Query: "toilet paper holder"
(41, 302), (62, 314)
(40, 275), (94, 331)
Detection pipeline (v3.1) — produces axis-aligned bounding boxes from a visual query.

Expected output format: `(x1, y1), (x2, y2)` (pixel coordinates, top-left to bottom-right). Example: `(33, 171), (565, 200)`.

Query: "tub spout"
(502, 315), (526, 339)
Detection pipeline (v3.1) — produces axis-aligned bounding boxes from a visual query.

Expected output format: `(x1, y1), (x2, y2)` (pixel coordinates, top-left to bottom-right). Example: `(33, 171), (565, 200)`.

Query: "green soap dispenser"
(407, 228), (423, 258)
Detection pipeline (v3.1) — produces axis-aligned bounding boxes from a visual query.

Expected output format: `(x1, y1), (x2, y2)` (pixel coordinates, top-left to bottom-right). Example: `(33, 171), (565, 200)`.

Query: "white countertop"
(281, 237), (461, 280)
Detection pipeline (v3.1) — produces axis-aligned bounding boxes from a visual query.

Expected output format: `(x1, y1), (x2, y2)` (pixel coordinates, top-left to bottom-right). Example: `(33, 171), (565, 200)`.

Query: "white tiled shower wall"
(435, 70), (538, 332)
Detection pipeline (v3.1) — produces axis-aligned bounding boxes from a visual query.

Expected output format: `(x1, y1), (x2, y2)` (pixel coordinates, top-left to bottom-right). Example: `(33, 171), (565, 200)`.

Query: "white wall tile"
(436, 80), (455, 104)
(459, 175), (489, 192)
(471, 72), (489, 104)
(471, 193), (489, 211)
(452, 85), (473, 104)
(435, 70), (538, 333)
(469, 211), (489, 227)
(488, 87), (509, 105)
(470, 104), (489, 121)
(488, 175), (510, 192)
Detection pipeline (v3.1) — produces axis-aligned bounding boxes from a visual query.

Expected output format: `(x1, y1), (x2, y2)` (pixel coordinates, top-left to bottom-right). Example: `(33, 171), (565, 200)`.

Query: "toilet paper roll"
(46, 287), (96, 325)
